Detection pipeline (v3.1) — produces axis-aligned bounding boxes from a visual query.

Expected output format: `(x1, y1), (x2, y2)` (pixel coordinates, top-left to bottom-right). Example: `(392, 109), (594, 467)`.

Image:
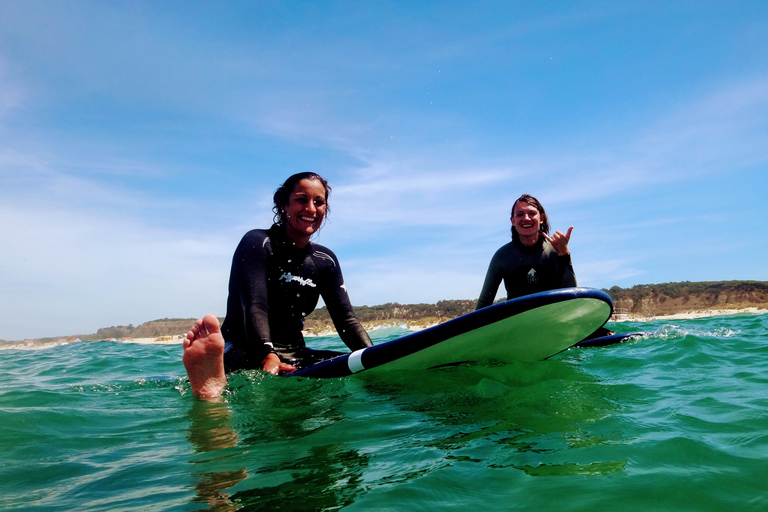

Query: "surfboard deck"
(287, 287), (613, 379)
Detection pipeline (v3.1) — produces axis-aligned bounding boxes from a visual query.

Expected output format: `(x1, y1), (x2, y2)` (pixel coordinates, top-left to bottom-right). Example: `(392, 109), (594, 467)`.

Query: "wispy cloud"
(1, 3), (767, 339)
(325, 73), (768, 297)
(630, 76), (768, 176)
(0, 200), (234, 340)
(0, 58), (25, 120)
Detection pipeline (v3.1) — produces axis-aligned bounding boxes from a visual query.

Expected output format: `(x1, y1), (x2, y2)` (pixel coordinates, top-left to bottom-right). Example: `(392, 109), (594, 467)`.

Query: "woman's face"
(284, 178), (328, 246)
(511, 201), (541, 239)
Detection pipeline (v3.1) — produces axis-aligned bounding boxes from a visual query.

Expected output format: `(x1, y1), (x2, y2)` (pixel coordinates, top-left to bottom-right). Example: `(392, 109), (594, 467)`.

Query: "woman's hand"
(543, 226), (573, 256)
(261, 353), (297, 375)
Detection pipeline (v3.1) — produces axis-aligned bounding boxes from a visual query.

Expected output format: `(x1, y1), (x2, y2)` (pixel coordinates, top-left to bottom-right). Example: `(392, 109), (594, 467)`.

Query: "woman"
(475, 194), (576, 310)
(184, 173), (372, 398)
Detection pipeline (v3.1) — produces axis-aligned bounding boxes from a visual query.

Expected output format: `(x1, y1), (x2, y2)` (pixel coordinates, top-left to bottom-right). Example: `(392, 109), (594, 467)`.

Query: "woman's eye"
(294, 197), (309, 204)
(314, 200), (326, 207)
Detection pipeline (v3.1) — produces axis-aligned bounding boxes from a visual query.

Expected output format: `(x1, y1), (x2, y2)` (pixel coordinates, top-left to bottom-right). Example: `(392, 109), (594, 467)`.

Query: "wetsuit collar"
(268, 224), (312, 254)
(512, 230), (544, 254)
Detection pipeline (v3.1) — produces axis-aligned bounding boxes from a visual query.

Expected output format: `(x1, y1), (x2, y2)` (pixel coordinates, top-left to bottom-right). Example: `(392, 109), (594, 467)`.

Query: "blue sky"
(1, 1), (767, 340)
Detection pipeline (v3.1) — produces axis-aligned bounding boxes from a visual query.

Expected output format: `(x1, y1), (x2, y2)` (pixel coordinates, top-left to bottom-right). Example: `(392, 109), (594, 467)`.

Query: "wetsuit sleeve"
(229, 232), (274, 359)
(557, 254), (577, 288)
(319, 252), (373, 350)
(476, 251), (504, 310)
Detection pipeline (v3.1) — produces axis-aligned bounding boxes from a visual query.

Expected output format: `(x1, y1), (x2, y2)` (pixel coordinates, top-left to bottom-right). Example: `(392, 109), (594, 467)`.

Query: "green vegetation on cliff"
(80, 318), (201, 341)
(604, 280), (768, 301)
(303, 299), (477, 333)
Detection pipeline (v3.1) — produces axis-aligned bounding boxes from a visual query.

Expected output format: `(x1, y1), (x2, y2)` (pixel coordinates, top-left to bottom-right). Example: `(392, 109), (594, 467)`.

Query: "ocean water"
(2, 313), (768, 511)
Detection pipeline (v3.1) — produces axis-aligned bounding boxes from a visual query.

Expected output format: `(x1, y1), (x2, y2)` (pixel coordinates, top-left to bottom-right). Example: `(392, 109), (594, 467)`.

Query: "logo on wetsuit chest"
(527, 268), (538, 284)
(279, 272), (317, 288)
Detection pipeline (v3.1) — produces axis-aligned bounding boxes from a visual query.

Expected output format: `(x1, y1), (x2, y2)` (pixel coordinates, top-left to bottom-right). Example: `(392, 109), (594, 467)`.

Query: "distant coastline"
(4, 280), (767, 349)
(3, 306), (767, 352)
(303, 305), (768, 337)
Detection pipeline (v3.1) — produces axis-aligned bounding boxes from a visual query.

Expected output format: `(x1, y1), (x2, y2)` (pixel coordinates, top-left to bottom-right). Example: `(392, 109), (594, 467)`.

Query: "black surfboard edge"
(573, 330), (652, 348)
(286, 287), (613, 378)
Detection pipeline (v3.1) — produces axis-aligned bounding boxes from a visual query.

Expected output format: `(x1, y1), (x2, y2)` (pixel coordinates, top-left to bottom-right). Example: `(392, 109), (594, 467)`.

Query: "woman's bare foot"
(183, 314), (228, 399)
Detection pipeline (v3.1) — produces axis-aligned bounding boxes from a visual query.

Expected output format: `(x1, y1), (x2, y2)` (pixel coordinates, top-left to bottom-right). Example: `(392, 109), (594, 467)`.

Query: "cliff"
(605, 281), (768, 317)
(6, 281), (768, 345)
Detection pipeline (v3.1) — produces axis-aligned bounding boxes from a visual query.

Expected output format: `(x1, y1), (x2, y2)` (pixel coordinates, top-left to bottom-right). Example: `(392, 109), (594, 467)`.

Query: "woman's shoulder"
(239, 228), (270, 242)
(493, 241), (517, 257)
(308, 241), (340, 267)
(234, 228), (272, 253)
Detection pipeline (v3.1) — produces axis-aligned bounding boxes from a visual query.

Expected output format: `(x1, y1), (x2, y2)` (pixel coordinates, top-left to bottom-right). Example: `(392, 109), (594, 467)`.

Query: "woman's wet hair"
(272, 172), (332, 226)
(511, 193), (550, 237)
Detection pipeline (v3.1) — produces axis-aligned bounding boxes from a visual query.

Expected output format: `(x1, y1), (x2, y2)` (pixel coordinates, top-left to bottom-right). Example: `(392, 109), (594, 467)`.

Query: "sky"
(1, 1), (767, 340)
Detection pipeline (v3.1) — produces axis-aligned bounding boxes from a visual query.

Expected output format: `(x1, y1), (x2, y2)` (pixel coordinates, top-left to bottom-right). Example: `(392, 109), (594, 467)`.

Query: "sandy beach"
(0, 334), (187, 351)
(121, 335), (186, 345)
(611, 306), (768, 322)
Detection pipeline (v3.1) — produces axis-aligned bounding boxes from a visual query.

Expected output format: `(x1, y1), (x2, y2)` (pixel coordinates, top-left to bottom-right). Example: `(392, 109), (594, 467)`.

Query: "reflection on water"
(185, 375), (370, 511)
(184, 356), (630, 510)
(187, 401), (247, 511)
(5, 317), (767, 510)
(231, 443), (369, 511)
(358, 360), (628, 477)
(514, 460), (627, 477)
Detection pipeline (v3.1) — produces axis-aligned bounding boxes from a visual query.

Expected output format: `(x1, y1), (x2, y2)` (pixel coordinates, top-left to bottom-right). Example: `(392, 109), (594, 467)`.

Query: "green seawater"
(2, 314), (768, 511)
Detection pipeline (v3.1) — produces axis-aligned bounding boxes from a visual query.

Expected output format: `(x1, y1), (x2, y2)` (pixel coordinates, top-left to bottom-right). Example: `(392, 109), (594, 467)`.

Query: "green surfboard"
(288, 288), (613, 378)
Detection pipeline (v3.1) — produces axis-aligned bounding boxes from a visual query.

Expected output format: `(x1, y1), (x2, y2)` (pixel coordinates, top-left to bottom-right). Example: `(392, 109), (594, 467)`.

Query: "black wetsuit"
(475, 233), (577, 310)
(221, 225), (372, 372)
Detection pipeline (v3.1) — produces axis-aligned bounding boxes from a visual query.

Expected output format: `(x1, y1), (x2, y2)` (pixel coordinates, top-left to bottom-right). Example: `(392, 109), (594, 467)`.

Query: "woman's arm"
(476, 252), (504, 310)
(318, 250), (373, 350)
(227, 231), (283, 368)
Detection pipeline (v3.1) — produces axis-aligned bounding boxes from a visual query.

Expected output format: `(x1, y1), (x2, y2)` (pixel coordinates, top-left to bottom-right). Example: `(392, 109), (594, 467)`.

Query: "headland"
(3, 280), (767, 350)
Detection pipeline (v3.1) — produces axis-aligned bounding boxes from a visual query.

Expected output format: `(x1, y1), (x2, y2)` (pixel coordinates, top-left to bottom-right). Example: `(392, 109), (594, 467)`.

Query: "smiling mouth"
(299, 216), (317, 223)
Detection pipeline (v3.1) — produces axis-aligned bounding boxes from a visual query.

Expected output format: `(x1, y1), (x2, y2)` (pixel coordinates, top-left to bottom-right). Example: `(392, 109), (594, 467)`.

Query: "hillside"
(302, 299), (477, 335)
(83, 318), (204, 341)
(605, 281), (768, 317)
(5, 281), (767, 345)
